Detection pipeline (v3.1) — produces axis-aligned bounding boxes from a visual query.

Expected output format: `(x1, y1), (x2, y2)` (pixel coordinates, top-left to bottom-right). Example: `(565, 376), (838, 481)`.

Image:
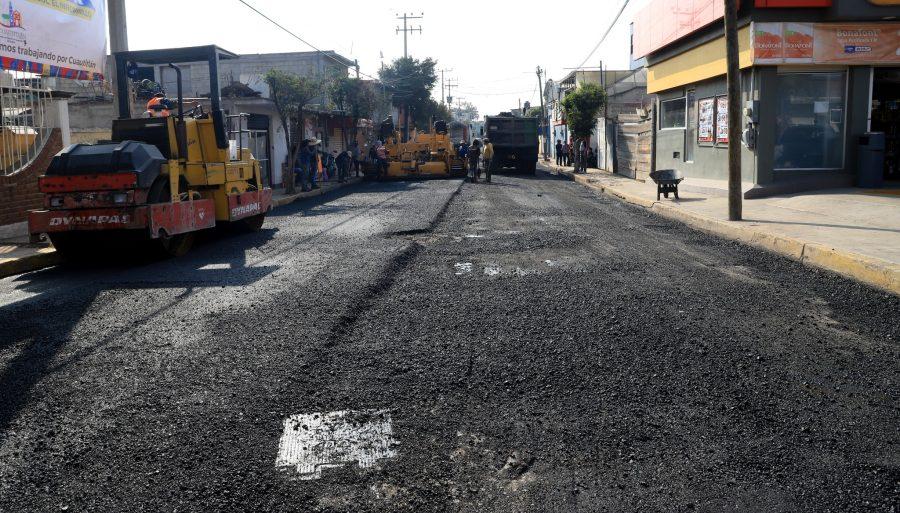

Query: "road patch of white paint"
(275, 410), (398, 480)
(484, 264), (501, 276)
(454, 262), (473, 275)
(464, 234), (484, 239)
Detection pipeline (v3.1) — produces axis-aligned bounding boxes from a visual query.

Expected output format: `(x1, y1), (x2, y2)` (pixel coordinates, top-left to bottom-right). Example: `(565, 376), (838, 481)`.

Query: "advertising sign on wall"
(715, 96), (729, 144)
(697, 97), (715, 143)
(814, 23), (900, 64)
(784, 23), (815, 62)
(753, 23), (784, 63)
(0, 0), (107, 80)
(752, 21), (900, 65)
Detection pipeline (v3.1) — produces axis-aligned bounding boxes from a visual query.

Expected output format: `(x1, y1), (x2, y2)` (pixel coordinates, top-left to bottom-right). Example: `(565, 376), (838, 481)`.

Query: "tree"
(328, 76), (381, 145)
(525, 105), (543, 118)
(379, 57), (438, 133)
(265, 69), (321, 193)
(452, 101), (479, 123)
(561, 83), (606, 140)
(422, 98), (452, 126)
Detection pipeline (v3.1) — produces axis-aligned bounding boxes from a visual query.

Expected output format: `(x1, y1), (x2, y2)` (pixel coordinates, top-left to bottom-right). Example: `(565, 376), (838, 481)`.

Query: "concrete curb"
(272, 177), (363, 208)
(0, 247), (61, 279)
(0, 178), (365, 280)
(547, 164), (900, 296)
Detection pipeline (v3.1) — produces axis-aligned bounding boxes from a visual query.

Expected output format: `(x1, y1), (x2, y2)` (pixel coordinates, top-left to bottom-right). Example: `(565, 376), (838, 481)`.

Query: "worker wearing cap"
(146, 93), (172, 118)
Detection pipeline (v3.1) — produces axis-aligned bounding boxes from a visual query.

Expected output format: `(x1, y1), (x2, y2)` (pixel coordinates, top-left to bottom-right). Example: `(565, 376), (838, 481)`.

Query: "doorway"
(685, 89), (696, 163)
(871, 68), (899, 180)
(246, 114), (272, 187)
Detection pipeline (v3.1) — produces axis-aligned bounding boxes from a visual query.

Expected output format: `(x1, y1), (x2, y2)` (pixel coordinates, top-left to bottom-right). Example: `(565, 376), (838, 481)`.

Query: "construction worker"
(375, 140), (388, 178)
(145, 93), (172, 118)
(482, 138), (494, 183)
(468, 139), (482, 183)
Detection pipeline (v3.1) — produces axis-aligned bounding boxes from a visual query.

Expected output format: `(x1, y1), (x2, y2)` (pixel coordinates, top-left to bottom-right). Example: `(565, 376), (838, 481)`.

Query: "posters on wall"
(0, 0), (108, 80)
(697, 97), (715, 143)
(753, 21), (900, 65)
(715, 96), (729, 144)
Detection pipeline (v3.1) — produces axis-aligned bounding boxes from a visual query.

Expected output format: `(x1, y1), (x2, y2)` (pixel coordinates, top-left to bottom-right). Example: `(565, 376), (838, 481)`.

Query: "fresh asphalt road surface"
(0, 168), (897, 512)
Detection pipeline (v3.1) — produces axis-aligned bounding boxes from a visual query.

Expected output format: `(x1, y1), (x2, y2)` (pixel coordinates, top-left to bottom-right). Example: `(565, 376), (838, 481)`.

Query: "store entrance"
(871, 68), (899, 181)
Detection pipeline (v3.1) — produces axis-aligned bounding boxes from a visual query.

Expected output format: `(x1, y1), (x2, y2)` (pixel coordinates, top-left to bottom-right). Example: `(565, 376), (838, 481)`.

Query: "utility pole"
(723, 0), (742, 220)
(600, 60), (608, 119)
(354, 59), (360, 79)
(108, 0), (128, 53)
(445, 79), (458, 115)
(395, 12), (423, 59)
(440, 68), (453, 105)
(395, 12), (422, 142)
(536, 66), (547, 159)
(107, 0), (128, 114)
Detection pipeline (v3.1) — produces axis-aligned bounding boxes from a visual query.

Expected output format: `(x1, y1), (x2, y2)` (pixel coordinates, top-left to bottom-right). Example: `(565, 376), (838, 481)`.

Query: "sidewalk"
(0, 177), (363, 279)
(543, 162), (900, 295)
(272, 177), (362, 207)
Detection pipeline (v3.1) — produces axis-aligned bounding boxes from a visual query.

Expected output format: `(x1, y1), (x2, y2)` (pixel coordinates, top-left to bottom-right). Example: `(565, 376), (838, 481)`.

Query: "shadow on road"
(0, 225), (281, 436)
(0, 177), (459, 438)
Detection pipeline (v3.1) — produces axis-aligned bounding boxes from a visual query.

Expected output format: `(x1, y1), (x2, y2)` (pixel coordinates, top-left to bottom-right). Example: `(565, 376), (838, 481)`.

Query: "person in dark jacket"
(350, 141), (361, 177)
(295, 139), (317, 192)
(468, 139), (482, 182)
(555, 140), (564, 166)
(336, 150), (351, 183)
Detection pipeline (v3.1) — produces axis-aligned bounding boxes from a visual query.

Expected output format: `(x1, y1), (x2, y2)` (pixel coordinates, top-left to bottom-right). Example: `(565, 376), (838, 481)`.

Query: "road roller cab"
(27, 45), (272, 258)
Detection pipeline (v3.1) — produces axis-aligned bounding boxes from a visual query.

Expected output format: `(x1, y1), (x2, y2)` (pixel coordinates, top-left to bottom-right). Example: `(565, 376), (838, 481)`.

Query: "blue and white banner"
(0, 0), (107, 80)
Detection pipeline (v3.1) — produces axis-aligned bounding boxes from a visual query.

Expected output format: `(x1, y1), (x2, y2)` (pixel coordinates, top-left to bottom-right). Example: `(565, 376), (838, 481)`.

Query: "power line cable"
(236, 0), (382, 82)
(574, 0), (630, 70)
(456, 88), (535, 97)
(238, 0), (434, 93)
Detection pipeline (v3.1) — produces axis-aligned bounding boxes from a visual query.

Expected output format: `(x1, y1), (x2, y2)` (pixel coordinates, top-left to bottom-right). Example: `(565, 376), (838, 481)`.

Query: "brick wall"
(0, 129), (62, 226)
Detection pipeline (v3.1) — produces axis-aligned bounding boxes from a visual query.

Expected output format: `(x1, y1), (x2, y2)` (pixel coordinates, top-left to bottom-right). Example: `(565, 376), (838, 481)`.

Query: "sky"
(125, 0), (649, 117)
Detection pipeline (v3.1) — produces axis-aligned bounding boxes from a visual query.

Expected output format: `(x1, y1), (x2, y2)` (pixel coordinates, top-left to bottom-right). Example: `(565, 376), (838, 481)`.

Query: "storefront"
(633, 0), (900, 196)
(871, 68), (899, 180)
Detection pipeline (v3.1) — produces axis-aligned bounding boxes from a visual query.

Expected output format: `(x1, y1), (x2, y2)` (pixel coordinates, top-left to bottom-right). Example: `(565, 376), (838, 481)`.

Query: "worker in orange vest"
(145, 93), (172, 118)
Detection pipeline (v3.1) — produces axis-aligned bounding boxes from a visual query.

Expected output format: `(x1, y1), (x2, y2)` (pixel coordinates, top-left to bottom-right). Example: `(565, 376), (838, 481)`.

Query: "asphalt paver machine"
(379, 119), (465, 179)
(28, 45), (272, 257)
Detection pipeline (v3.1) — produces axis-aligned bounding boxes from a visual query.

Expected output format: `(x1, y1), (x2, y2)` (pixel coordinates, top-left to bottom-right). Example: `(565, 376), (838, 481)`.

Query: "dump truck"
(28, 46), (271, 258)
(483, 114), (539, 174)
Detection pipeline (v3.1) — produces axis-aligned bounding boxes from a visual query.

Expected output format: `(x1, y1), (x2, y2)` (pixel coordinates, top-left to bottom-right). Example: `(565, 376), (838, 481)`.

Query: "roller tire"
(149, 178), (196, 258)
(242, 213), (266, 232)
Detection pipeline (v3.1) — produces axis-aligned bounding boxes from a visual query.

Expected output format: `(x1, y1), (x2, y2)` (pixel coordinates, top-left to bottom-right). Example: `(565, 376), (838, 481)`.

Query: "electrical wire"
(237, 0), (439, 93)
(574, 0), (630, 70)
(236, 0), (382, 82)
(456, 88), (535, 97)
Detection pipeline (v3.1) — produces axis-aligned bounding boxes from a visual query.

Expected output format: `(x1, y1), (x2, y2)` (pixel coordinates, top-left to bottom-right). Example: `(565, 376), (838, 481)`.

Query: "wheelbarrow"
(649, 169), (684, 200)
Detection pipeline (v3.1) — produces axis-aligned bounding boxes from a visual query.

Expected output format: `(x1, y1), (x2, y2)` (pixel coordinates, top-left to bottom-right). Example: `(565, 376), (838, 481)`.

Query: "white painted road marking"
(275, 410), (398, 480)
(454, 262), (473, 275)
